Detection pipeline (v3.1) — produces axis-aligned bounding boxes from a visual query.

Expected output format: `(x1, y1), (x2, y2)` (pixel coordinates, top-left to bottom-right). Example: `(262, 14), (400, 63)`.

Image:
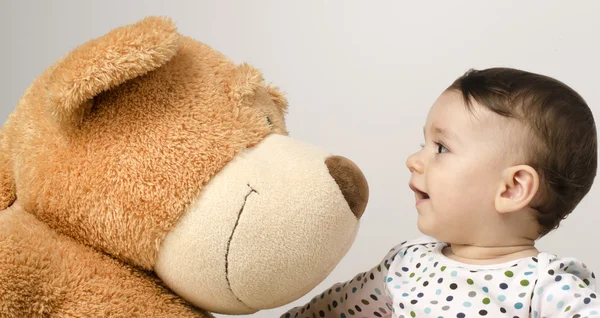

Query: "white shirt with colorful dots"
(281, 236), (599, 318)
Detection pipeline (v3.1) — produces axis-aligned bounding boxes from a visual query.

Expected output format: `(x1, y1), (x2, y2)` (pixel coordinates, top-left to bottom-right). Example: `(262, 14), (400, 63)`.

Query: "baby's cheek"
(444, 166), (492, 200)
(430, 183), (478, 220)
(429, 176), (464, 205)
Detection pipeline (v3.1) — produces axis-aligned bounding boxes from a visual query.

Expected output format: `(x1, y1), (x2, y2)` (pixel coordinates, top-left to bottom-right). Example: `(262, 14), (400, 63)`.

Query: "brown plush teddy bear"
(0, 16), (369, 317)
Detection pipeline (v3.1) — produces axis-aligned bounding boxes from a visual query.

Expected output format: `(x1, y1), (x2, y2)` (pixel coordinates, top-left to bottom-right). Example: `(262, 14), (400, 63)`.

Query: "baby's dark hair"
(448, 67), (597, 237)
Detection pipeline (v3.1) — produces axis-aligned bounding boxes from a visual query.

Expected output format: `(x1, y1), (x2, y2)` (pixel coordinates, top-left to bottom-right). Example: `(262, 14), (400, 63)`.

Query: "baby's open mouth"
(409, 183), (429, 201)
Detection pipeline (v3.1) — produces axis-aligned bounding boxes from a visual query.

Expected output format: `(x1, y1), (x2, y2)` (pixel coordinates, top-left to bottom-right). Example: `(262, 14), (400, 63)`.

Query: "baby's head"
(407, 67), (597, 245)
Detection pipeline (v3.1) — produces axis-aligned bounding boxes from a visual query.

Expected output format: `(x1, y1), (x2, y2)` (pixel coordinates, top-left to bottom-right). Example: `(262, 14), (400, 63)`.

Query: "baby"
(281, 68), (599, 318)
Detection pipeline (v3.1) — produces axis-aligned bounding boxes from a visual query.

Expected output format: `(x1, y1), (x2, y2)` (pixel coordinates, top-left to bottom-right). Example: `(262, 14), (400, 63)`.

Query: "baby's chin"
(416, 216), (460, 243)
(416, 215), (438, 238)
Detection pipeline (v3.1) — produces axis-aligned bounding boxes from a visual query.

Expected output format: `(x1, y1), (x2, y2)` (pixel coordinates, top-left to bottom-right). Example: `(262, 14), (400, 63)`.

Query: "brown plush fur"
(2, 17), (288, 271)
(0, 206), (209, 318)
(0, 16), (291, 316)
(0, 131), (15, 209)
(46, 16), (182, 131)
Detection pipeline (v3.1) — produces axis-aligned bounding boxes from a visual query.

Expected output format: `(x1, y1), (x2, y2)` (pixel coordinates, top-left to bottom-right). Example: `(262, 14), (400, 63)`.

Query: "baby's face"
(406, 90), (524, 243)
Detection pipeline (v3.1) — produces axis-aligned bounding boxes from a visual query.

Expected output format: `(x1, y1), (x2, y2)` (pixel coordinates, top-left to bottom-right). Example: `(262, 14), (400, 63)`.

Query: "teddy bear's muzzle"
(154, 134), (365, 314)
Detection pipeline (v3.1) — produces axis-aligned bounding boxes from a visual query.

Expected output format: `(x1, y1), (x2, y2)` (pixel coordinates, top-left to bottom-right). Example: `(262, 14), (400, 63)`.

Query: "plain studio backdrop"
(1, 1), (599, 317)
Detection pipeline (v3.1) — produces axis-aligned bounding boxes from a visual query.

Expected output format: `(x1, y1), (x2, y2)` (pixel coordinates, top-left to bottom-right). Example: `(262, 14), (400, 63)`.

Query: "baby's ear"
(45, 16), (181, 131)
(0, 129), (16, 210)
(495, 165), (540, 213)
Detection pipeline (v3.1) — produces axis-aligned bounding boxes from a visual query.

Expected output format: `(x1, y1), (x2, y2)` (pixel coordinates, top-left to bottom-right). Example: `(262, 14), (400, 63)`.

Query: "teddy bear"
(0, 16), (369, 317)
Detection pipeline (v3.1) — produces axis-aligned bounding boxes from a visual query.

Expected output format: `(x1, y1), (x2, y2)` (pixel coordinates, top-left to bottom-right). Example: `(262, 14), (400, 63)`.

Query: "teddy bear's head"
(0, 17), (368, 314)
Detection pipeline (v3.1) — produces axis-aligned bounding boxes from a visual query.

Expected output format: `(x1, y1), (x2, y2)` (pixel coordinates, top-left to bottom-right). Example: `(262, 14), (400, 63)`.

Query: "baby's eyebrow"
(423, 126), (462, 143)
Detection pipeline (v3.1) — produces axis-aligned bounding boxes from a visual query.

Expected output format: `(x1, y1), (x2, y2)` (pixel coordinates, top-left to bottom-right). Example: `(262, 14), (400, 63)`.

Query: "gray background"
(1, 1), (599, 317)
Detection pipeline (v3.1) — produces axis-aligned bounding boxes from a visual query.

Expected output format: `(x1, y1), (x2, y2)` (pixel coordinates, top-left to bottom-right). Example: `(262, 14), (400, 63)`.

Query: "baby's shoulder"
(530, 253), (599, 315)
(535, 252), (596, 286)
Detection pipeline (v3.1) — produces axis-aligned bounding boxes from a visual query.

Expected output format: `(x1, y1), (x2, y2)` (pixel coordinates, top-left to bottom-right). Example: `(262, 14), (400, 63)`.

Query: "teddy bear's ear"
(46, 16), (181, 130)
(0, 130), (16, 210)
(265, 84), (289, 116)
(228, 63), (289, 115)
(228, 63), (266, 107)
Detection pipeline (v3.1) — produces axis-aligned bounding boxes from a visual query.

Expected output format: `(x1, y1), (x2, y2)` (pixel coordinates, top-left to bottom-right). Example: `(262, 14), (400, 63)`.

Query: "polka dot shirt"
(281, 236), (599, 318)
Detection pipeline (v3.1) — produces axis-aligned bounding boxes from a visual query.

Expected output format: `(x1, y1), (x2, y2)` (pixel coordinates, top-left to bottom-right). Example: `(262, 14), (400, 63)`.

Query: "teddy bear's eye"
(266, 116), (272, 127)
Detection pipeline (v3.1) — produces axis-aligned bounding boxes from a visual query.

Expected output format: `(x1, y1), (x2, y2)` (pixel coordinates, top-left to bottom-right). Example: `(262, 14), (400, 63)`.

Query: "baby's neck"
(443, 240), (539, 265)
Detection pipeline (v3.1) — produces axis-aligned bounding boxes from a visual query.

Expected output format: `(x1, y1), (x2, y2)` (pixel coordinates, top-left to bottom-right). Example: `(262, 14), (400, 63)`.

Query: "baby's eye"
(436, 143), (449, 154)
(266, 116), (272, 127)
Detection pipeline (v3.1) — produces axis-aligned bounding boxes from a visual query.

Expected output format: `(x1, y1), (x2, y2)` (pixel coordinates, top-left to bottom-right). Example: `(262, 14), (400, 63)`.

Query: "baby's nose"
(325, 156), (368, 219)
(406, 152), (424, 173)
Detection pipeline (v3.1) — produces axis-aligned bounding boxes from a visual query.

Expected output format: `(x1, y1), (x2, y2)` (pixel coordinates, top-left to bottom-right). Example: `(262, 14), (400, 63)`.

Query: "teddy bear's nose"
(325, 155), (369, 219)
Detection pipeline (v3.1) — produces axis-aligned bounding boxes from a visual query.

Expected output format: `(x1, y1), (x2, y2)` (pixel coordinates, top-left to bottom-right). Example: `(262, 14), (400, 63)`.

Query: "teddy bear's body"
(1, 206), (209, 317)
(0, 17), (368, 317)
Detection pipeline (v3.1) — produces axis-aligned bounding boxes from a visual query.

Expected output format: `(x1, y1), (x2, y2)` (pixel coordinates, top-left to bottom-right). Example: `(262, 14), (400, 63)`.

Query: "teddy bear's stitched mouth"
(224, 184), (258, 305)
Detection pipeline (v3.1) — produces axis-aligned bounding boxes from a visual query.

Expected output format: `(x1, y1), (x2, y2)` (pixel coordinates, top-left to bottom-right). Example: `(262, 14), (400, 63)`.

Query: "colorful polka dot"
(514, 302), (523, 309)
(282, 241), (598, 318)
